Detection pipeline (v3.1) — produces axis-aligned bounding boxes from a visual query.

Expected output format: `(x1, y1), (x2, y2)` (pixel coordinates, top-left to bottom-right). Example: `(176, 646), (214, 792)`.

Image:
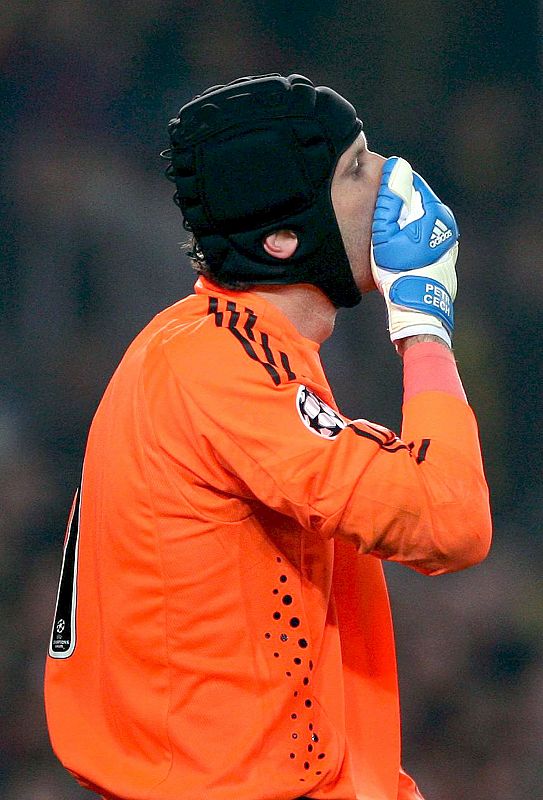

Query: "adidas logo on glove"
(429, 218), (453, 248)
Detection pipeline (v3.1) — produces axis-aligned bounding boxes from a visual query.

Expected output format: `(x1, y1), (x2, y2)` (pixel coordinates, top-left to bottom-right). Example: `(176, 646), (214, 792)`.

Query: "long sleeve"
(158, 309), (492, 577)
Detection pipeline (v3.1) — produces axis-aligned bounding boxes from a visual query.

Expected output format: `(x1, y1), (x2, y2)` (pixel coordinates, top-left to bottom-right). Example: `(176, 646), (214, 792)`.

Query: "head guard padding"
(167, 73), (363, 307)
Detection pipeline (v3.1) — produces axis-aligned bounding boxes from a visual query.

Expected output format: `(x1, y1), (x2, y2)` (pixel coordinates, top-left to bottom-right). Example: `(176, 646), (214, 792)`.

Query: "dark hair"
(182, 222), (253, 291)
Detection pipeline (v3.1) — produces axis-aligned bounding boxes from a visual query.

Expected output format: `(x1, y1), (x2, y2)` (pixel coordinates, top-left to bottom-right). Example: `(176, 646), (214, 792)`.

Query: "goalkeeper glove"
(371, 156), (458, 347)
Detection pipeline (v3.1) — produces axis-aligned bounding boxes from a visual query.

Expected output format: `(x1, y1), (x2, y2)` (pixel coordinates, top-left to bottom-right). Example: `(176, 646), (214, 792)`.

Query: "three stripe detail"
(208, 297), (296, 386)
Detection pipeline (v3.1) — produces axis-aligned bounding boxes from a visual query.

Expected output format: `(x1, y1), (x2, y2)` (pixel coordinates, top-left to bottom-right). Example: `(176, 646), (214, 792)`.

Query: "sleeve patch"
(296, 385), (346, 439)
(48, 486), (81, 659)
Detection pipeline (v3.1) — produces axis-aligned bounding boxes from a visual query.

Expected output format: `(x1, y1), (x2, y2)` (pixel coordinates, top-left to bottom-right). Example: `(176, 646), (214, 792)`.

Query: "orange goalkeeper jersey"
(45, 277), (491, 800)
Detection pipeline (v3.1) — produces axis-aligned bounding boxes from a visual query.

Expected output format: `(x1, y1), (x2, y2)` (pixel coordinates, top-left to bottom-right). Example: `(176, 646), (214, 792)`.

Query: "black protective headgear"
(165, 73), (363, 308)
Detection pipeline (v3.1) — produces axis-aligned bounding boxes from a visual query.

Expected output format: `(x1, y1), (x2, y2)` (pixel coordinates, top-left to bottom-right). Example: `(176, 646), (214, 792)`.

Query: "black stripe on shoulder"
(260, 332), (276, 365)
(226, 300), (240, 329)
(228, 325), (281, 385)
(208, 296), (223, 326)
(280, 351), (296, 380)
(244, 308), (257, 341)
(207, 297), (295, 387)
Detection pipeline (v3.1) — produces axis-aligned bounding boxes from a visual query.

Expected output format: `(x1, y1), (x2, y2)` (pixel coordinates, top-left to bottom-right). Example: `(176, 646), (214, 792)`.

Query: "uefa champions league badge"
(296, 386), (346, 439)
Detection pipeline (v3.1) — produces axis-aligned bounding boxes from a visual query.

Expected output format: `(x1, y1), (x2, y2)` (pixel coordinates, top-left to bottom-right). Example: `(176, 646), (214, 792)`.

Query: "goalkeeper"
(45, 74), (492, 800)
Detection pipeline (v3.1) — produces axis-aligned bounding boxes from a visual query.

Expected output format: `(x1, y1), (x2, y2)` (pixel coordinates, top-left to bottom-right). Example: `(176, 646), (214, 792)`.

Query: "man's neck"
(254, 283), (338, 344)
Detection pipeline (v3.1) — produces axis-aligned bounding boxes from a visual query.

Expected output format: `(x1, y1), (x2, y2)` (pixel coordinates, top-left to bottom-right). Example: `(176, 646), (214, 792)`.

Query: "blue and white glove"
(371, 156), (458, 347)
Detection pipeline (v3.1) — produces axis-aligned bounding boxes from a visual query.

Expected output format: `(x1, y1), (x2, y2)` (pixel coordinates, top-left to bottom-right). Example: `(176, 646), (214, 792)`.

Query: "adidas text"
(429, 218), (453, 248)
(429, 229), (453, 248)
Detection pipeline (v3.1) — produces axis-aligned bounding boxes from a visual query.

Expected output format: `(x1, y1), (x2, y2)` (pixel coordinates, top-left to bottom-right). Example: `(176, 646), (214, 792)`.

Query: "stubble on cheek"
(338, 215), (375, 293)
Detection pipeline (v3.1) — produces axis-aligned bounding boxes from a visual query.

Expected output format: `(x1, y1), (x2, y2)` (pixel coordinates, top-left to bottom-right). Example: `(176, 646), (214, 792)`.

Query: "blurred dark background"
(1, 2), (542, 798)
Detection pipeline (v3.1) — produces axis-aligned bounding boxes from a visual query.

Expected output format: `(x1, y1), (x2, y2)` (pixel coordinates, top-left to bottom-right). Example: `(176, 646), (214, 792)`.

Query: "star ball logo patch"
(296, 386), (346, 439)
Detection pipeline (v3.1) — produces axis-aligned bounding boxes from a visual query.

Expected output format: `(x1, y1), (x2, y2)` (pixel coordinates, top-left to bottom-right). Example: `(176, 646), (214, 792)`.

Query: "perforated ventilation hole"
(289, 617), (300, 628)
(298, 638), (308, 648)
(303, 677), (309, 685)
(282, 595), (293, 605)
(279, 575), (287, 583)
(281, 633), (288, 641)
(273, 612), (281, 620)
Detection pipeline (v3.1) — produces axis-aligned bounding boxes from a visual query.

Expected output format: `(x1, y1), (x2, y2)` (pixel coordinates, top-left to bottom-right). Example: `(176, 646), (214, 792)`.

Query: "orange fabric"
(45, 278), (491, 800)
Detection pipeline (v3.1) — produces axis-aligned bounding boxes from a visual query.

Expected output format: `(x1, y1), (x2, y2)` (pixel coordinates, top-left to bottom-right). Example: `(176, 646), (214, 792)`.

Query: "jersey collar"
(194, 276), (321, 352)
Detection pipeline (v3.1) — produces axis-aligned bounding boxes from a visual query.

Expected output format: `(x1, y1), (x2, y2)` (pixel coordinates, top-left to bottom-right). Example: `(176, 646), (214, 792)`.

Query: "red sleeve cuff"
(403, 342), (467, 403)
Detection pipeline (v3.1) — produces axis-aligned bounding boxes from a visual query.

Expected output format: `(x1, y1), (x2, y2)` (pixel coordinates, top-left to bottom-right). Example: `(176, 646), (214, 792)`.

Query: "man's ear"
(263, 230), (298, 260)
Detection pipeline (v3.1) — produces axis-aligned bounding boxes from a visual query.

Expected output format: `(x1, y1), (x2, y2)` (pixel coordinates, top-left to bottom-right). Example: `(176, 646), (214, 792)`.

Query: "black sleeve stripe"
(347, 420), (427, 458)
(228, 325), (281, 385)
(260, 332), (276, 365)
(366, 426), (398, 447)
(208, 296), (223, 326)
(226, 300), (241, 329)
(346, 424), (387, 446)
(349, 419), (399, 447)
(416, 438), (431, 463)
(280, 351), (296, 380)
(346, 423), (409, 453)
(207, 296), (290, 386)
(384, 443), (410, 453)
(244, 308), (257, 341)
